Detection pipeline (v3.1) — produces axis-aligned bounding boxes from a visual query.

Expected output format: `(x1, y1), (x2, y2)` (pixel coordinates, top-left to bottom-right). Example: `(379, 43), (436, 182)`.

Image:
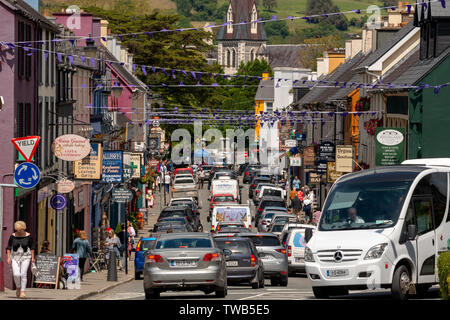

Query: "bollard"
(107, 250), (118, 281)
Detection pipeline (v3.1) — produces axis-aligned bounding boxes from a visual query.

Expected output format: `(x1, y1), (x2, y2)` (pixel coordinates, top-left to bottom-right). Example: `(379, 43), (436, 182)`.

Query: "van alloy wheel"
(400, 271), (411, 295)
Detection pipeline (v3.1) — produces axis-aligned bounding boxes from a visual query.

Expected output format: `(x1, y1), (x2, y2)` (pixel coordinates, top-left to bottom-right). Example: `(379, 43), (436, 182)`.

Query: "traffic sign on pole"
(11, 136), (40, 162)
(50, 194), (67, 210)
(14, 162), (41, 189)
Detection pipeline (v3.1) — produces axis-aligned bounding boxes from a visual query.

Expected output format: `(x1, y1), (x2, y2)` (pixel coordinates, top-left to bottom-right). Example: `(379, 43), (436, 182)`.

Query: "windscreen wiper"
(359, 221), (394, 229)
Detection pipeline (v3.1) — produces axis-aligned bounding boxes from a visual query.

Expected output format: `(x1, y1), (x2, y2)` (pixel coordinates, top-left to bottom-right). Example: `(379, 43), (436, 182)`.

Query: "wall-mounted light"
(111, 82), (123, 98)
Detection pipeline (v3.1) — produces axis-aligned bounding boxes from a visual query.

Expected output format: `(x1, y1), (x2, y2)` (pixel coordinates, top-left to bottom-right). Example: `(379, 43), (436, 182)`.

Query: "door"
(412, 197), (436, 284)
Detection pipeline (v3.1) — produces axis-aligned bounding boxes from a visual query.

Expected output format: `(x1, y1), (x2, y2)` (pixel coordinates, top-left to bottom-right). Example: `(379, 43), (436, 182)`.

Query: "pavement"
(0, 189), (166, 301)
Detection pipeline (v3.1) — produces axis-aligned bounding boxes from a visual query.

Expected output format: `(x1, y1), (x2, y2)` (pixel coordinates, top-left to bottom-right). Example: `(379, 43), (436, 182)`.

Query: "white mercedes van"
(305, 158), (450, 300)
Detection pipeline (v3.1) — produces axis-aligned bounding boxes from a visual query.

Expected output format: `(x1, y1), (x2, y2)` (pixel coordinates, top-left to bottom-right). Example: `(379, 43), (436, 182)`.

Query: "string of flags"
(0, 0), (444, 45)
(2, 41), (448, 92)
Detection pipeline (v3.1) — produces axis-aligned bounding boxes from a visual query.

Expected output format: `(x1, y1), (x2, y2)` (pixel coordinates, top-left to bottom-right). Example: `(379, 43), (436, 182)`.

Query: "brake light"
(258, 207), (263, 212)
(250, 254), (256, 267)
(251, 184), (256, 188)
(217, 225), (221, 231)
(287, 246), (292, 257)
(203, 253), (220, 262)
(147, 254), (164, 263)
(255, 190), (259, 194)
(276, 248), (286, 254)
(262, 221), (266, 225)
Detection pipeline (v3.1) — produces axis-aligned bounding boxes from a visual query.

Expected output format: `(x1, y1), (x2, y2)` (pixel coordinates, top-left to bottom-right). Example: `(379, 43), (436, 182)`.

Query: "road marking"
(238, 292), (267, 300)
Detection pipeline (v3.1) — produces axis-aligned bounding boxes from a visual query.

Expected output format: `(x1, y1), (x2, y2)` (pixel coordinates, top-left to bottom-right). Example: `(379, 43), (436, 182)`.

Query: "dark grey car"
(143, 233), (228, 299)
(213, 236), (265, 289)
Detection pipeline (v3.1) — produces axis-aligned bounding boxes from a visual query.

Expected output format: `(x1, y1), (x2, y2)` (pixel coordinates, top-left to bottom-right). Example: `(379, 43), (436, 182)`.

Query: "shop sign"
(327, 161), (344, 183)
(56, 179), (75, 194)
(336, 145), (354, 172)
(123, 152), (134, 181)
(375, 128), (405, 166)
(285, 139), (297, 148)
(316, 160), (328, 174)
(309, 173), (321, 184)
(130, 153), (142, 179)
(290, 156), (302, 167)
(52, 134), (91, 161)
(112, 188), (133, 203)
(304, 146), (316, 166)
(102, 150), (123, 183)
(74, 143), (103, 180)
(318, 141), (335, 159)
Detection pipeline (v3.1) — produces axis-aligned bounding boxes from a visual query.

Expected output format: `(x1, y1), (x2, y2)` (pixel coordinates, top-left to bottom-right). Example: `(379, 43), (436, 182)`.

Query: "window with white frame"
(251, 6), (257, 34)
(227, 5), (233, 33)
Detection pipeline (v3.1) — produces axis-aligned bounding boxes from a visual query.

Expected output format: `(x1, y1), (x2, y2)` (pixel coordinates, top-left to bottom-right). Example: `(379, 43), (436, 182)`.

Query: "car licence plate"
(171, 260), (197, 267)
(226, 261), (238, 267)
(326, 269), (349, 277)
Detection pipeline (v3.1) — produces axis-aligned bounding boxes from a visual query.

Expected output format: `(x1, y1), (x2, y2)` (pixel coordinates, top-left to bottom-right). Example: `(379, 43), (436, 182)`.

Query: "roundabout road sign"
(14, 162), (41, 189)
(50, 194), (67, 210)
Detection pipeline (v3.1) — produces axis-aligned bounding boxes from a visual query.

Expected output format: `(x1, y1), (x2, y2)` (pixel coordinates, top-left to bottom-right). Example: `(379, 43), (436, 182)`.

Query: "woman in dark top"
(6, 221), (35, 299)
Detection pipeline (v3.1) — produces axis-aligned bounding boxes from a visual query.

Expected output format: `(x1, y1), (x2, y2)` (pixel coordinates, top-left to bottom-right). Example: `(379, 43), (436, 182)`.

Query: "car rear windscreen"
(160, 210), (186, 218)
(261, 201), (285, 209)
(271, 225), (284, 232)
(245, 236), (281, 247)
(264, 189), (282, 197)
(262, 213), (275, 219)
(155, 238), (212, 249)
(215, 239), (251, 254)
(175, 179), (194, 184)
(214, 196), (235, 202)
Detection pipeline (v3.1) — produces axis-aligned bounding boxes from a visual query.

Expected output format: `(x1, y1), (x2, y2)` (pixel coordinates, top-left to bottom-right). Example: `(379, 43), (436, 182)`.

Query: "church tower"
(217, 0), (267, 74)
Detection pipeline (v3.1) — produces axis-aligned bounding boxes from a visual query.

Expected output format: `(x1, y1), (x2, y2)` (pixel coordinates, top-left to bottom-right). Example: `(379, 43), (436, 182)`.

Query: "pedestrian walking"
(164, 171), (171, 194)
(105, 229), (122, 271)
(117, 224), (127, 270)
(155, 175), (161, 192)
(127, 221), (136, 258)
(72, 230), (93, 281)
(6, 221), (35, 299)
(292, 176), (301, 191)
(289, 188), (298, 208)
(303, 187), (314, 224)
(198, 168), (205, 189)
(291, 191), (302, 221)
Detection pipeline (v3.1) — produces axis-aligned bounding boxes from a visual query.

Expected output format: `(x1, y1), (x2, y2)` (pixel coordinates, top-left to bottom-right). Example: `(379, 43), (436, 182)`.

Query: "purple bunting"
(69, 39), (75, 45)
(162, 68), (169, 77)
(172, 70), (176, 79)
(179, 82), (185, 86)
(80, 56), (85, 64)
(353, 9), (361, 14)
(68, 55), (74, 65)
(322, 14), (329, 19)
(302, 17), (311, 23)
(190, 71), (196, 79)
(82, 83), (87, 88)
(101, 37), (107, 42)
(152, 66), (156, 73)
(44, 51), (49, 60)
(328, 112), (334, 117)
(441, 0), (446, 8)
(271, 15), (277, 21)
(407, 4), (412, 13)
(421, 2), (427, 10)
(142, 66), (147, 76)
(57, 52), (62, 63)
(6, 43), (15, 49)
(434, 86), (441, 94)
(132, 64), (136, 72)
(90, 58), (95, 68)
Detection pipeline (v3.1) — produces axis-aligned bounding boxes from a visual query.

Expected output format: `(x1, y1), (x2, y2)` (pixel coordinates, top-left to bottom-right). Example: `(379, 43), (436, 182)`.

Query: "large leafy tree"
(298, 35), (342, 71)
(306, 0), (348, 31)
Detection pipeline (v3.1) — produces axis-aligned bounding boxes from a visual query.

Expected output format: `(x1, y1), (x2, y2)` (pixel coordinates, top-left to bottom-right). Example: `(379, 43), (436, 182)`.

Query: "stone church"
(215, 0), (307, 75)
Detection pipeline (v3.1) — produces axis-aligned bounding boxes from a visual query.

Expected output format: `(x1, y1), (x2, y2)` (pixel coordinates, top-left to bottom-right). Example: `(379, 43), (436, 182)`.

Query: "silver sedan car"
(143, 232), (228, 299)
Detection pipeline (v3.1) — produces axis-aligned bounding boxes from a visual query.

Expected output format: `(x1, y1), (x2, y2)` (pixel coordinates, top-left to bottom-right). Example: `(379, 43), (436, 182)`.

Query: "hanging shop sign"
(318, 141), (335, 159)
(327, 161), (344, 183)
(73, 143), (103, 180)
(112, 188), (133, 203)
(335, 145), (354, 173)
(375, 128), (405, 166)
(309, 172), (321, 184)
(290, 156), (302, 167)
(102, 150), (123, 183)
(56, 179), (75, 194)
(52, 134), (90, 161)
(285, 139), (297, 148)
(11, 136), (40, 162)
(130, 153), (142, 179)
(123, 152), (134, 181)
(316, 160), (328, 175)
(303, 146), (316, 166)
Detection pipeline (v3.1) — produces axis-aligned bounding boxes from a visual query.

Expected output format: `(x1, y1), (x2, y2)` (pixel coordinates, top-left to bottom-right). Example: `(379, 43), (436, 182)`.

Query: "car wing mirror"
(407, 224), (417, 240)
(305, 228), (313, 243)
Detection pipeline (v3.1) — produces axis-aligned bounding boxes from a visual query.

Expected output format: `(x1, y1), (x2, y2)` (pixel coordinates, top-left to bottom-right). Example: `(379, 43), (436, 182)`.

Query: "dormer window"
(251, 5), (257, 34)
(227, 5), (233, 33)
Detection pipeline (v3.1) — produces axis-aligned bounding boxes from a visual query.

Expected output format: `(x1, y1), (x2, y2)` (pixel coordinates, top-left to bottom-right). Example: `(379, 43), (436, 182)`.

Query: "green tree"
(175, 0), (193, 17)
(297, 34), (342, 71)
(306, 0), (348, 31)
(260, 11), (290, 38)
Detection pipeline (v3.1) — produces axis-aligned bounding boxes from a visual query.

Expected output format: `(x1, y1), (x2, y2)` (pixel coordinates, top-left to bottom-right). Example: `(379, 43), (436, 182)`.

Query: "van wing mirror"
(407, 224), (417, 240)
(305, 228), (313, 243)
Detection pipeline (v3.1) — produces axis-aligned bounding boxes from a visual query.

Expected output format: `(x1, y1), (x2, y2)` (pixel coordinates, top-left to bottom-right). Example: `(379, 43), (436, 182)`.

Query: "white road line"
(238, 292), (267, 300)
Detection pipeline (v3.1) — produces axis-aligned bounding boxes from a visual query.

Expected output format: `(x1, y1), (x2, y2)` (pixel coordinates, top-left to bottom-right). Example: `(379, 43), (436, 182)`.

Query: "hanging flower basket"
(363, 118), (383, 135)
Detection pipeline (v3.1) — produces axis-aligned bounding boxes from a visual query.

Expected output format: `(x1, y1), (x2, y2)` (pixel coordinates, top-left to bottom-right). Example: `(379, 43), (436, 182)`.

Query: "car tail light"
(287, 246), (292, 257)
(262, 220), (266, 225)
(257, 207), (263, 212)
(135, 242), (141, 252)
(250, 254), (256, 267)
(251, 184), (256, 188)
(255, 190), (259, 194)
(217, 225), (221, 231)
(147, 254), (164, 263)
(203, 253), (220, 262)
(276, 248), (286, 254)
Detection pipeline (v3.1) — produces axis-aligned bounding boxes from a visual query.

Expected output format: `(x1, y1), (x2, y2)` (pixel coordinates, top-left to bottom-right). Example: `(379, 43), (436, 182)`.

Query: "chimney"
(262, 72), (269, 80)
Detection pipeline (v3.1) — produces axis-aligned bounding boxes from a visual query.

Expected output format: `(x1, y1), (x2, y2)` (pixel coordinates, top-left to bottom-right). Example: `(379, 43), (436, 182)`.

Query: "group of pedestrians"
(5, 218), (137, 298)
(289, 176), (315, 224)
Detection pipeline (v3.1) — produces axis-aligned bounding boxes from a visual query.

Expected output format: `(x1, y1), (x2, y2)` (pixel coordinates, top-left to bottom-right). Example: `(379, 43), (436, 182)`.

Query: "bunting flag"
(68, 55), (74, 65)
(57, 52), (62, 63)
(44, 51), (49, 60)
(90, 58), (96, 68)
(142, 65), (147, 76)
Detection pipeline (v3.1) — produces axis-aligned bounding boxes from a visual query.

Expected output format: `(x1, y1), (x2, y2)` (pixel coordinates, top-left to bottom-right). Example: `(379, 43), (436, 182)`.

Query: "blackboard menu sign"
(319, 141), (335, 159)
(34, 254), (60, 288)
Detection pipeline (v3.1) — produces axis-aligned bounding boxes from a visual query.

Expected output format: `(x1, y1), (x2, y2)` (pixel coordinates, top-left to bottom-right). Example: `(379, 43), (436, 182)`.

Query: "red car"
(209, 193), (237, 214)
(174, 167), (193, 177)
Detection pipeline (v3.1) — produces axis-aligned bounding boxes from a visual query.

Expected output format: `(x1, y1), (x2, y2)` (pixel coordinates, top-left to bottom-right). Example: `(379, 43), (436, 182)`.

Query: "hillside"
(41, 0), (384, 43)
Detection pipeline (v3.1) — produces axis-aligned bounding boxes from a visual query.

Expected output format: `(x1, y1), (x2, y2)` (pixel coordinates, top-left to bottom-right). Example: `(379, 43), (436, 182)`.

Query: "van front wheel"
(391, 265), (411, 300)
(312, 287), (330, 299)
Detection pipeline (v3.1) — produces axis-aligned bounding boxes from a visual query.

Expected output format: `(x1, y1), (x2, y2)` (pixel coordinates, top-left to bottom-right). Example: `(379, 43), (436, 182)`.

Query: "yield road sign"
(14, 162), (41, 189)
(11, 136), (40, 162)
(50, 194), (67, 210)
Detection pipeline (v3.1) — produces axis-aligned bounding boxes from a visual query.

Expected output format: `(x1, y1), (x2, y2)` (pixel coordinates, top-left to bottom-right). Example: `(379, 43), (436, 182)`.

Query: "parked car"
(134, 237), (157, 280)
(153, 221), (193, 233)
(256, 196), (286, 226)
(213, 236), (265, 289)
(143, 233), (228, 299)
(238, 232), (288, 286)
(257, 211), (279, 232)
(157, 205), (202, 232)
(174, 167), (193, 177)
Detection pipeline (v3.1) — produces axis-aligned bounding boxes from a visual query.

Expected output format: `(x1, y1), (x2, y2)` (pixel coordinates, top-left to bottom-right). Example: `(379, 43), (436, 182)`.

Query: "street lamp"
(84, 35), (97, 58)
(111, 81), (123, 98)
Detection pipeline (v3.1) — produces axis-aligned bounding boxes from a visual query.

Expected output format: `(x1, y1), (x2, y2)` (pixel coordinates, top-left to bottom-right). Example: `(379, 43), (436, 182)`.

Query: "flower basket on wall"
(363, 118), (383, 135)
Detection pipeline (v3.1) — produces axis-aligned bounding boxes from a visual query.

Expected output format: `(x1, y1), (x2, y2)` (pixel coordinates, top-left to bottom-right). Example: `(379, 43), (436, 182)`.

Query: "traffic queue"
(137, 162), (317, 300)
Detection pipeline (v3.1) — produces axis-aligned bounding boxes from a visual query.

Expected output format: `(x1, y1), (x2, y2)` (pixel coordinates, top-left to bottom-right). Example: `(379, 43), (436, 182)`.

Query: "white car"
(281, 225), (316, 274)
